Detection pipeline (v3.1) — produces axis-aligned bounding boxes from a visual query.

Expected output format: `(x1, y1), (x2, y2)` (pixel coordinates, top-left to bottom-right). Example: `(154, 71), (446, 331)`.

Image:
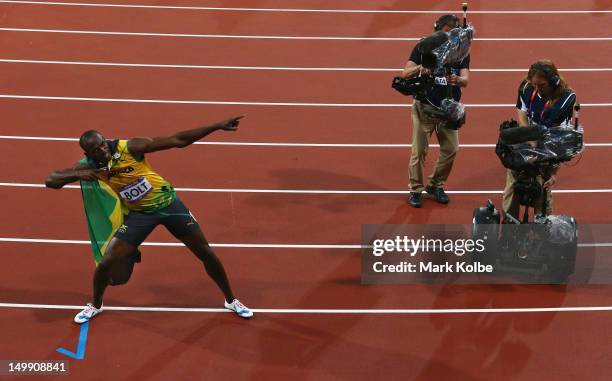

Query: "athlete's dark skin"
(46, 116), (244, 308)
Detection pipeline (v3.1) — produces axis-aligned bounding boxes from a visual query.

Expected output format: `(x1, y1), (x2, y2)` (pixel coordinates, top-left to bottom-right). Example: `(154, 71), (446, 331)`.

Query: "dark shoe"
(408, 192), (422, 208)
(425, 185), (449, 204)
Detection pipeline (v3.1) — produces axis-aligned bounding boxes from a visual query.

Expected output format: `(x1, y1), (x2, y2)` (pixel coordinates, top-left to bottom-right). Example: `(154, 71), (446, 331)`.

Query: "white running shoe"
(74, 303), (103, 324)
(224, 299), (253, 319)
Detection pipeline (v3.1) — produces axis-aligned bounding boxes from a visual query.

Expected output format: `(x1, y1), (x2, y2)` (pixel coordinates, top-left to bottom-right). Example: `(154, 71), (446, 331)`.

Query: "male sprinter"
(45, 116), (253, 322)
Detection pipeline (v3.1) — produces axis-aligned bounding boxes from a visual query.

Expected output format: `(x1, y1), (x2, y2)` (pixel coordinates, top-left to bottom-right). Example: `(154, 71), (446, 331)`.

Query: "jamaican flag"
(79, 178), (126, 264)
(79, 159), (139, 284)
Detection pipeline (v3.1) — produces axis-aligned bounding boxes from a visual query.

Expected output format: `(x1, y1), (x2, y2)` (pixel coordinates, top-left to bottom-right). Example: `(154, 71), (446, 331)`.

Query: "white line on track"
(0, 237), (362, 248)
(0, 95), (611, 107)
(1, 182), (612, 194)
(1, 135), (611, 148)
(1, 59), (612, 73)
(1, 1), (612, 14)
(2, 302), (612, 314)
(1, 27), (612, 41)
(1, 237), (610, 249)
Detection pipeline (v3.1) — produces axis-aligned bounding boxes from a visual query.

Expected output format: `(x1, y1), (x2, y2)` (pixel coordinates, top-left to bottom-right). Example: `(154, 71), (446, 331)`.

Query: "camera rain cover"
(440, 98), (465, 122)
(496, 123), (584, 170)
(431, 24), (475, 69)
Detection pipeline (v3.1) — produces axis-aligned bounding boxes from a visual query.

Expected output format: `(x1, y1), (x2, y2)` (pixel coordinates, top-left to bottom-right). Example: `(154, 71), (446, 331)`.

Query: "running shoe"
(74, 303), (103, 324)
(224, 299), (253, 319)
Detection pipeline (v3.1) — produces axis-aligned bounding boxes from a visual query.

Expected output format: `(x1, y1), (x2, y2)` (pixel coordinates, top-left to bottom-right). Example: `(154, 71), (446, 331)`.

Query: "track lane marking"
(1, 1), (612, 14)
(3, 302), (612, 314)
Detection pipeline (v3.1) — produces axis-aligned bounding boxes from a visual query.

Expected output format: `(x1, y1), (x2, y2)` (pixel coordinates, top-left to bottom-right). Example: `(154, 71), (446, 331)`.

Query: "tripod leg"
(539, 173), (550, 218)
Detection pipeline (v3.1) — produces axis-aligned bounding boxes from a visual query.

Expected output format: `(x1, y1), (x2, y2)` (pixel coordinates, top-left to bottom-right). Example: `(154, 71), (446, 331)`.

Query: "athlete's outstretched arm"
(45, 162), (105, 189)
(127, 116), (244, 156)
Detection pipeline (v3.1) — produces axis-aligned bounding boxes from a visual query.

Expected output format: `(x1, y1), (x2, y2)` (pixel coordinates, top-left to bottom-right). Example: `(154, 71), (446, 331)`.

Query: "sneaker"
(425, 185), (449, 204)
(224, 299), (253, 319)
(408, 192), (422, 208)
(74, 303), (102, 324)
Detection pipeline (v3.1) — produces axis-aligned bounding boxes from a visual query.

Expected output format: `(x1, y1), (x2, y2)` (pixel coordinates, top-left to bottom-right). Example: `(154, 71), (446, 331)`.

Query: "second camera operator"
(402, 14), (470, 208)
(502, 60), (577, 219)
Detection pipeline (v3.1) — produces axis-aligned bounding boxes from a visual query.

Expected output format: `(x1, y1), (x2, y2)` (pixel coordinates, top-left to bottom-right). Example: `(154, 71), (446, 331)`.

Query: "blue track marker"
(57, 321), (90, 360)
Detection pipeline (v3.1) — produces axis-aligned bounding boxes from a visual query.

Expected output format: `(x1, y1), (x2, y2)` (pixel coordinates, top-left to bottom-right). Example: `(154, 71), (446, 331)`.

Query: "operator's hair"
(79, 130), (103, 151)
(434, 14), (459, 31)
(526, 59), (569, 103)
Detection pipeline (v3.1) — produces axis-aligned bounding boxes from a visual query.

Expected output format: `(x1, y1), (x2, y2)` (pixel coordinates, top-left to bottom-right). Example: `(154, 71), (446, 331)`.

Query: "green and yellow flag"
(79, 160), (126, 264)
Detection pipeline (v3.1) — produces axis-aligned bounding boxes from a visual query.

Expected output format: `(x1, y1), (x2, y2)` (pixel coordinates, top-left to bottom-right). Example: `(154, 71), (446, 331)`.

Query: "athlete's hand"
(218, 116), (244, 131)
(76, 168), (106, 181)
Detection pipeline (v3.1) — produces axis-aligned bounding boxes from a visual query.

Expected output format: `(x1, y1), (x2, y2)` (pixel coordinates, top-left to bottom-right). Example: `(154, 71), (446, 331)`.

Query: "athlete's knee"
(194, 243), (216, 261)
(99, 241), (134, 269)
(94, 259), (113, 283)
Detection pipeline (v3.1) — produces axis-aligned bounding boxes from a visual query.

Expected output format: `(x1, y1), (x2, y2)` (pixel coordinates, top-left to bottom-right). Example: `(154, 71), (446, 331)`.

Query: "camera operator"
(502, 60), (576, 219)
(402, 14), (470, 208)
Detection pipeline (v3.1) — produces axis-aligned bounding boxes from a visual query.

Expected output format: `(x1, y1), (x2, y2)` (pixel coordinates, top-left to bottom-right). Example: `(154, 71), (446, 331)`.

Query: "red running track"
(1, 62), (612, 103)
(1, 140), (611, 192)
(2, 3), (612, 38)
(2, 31), (611, 68)
(3, 101), (612, 143)
(2, 1), (612, 379)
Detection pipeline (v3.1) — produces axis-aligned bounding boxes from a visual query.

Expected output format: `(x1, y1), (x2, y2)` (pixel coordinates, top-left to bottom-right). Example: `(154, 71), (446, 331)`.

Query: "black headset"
(434, 14), (459, 31)
(530, 62), (561, 89)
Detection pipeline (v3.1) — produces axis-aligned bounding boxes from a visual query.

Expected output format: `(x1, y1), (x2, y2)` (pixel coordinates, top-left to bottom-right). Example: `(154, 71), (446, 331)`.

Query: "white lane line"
(1, 237), (610, 249)
(1, 59), (612, 73)
(0, 95), (611, 107)
(1, 136), (610, 148)
(3, 302), (612, 314)
(1, 182), (612, 194)
(1, 1), (612, 14)
(1, 28), (612, 41)
(0, 237), (361, 248)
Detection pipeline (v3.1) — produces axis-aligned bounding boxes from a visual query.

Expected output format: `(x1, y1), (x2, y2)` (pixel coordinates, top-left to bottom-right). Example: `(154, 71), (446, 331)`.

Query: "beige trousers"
(409, 100), (459, 192)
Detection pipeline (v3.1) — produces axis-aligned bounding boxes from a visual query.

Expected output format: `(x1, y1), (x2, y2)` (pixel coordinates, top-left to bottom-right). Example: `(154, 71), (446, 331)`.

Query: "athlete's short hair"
(79, 130), (103, 151)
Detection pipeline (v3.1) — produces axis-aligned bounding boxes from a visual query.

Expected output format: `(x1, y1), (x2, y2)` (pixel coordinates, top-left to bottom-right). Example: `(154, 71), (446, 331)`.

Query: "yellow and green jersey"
(97, 139), (176, 212)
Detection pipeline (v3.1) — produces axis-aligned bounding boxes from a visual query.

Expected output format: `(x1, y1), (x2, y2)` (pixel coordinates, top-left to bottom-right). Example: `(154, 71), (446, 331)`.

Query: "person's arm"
(541, 93), (575, 188)
(127, 116), (244, 156)
(516, 81), (530, 127)
(448, 55), (470, 87)
(543, 93), (575, 188)
(45, 162), (104, 189)
(448, 68), (469, 87)
(517, 109), (529, 127)
(402, 61), (431, 78)
(402, 44), (431, 79)
(553, 92), (576, 127)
